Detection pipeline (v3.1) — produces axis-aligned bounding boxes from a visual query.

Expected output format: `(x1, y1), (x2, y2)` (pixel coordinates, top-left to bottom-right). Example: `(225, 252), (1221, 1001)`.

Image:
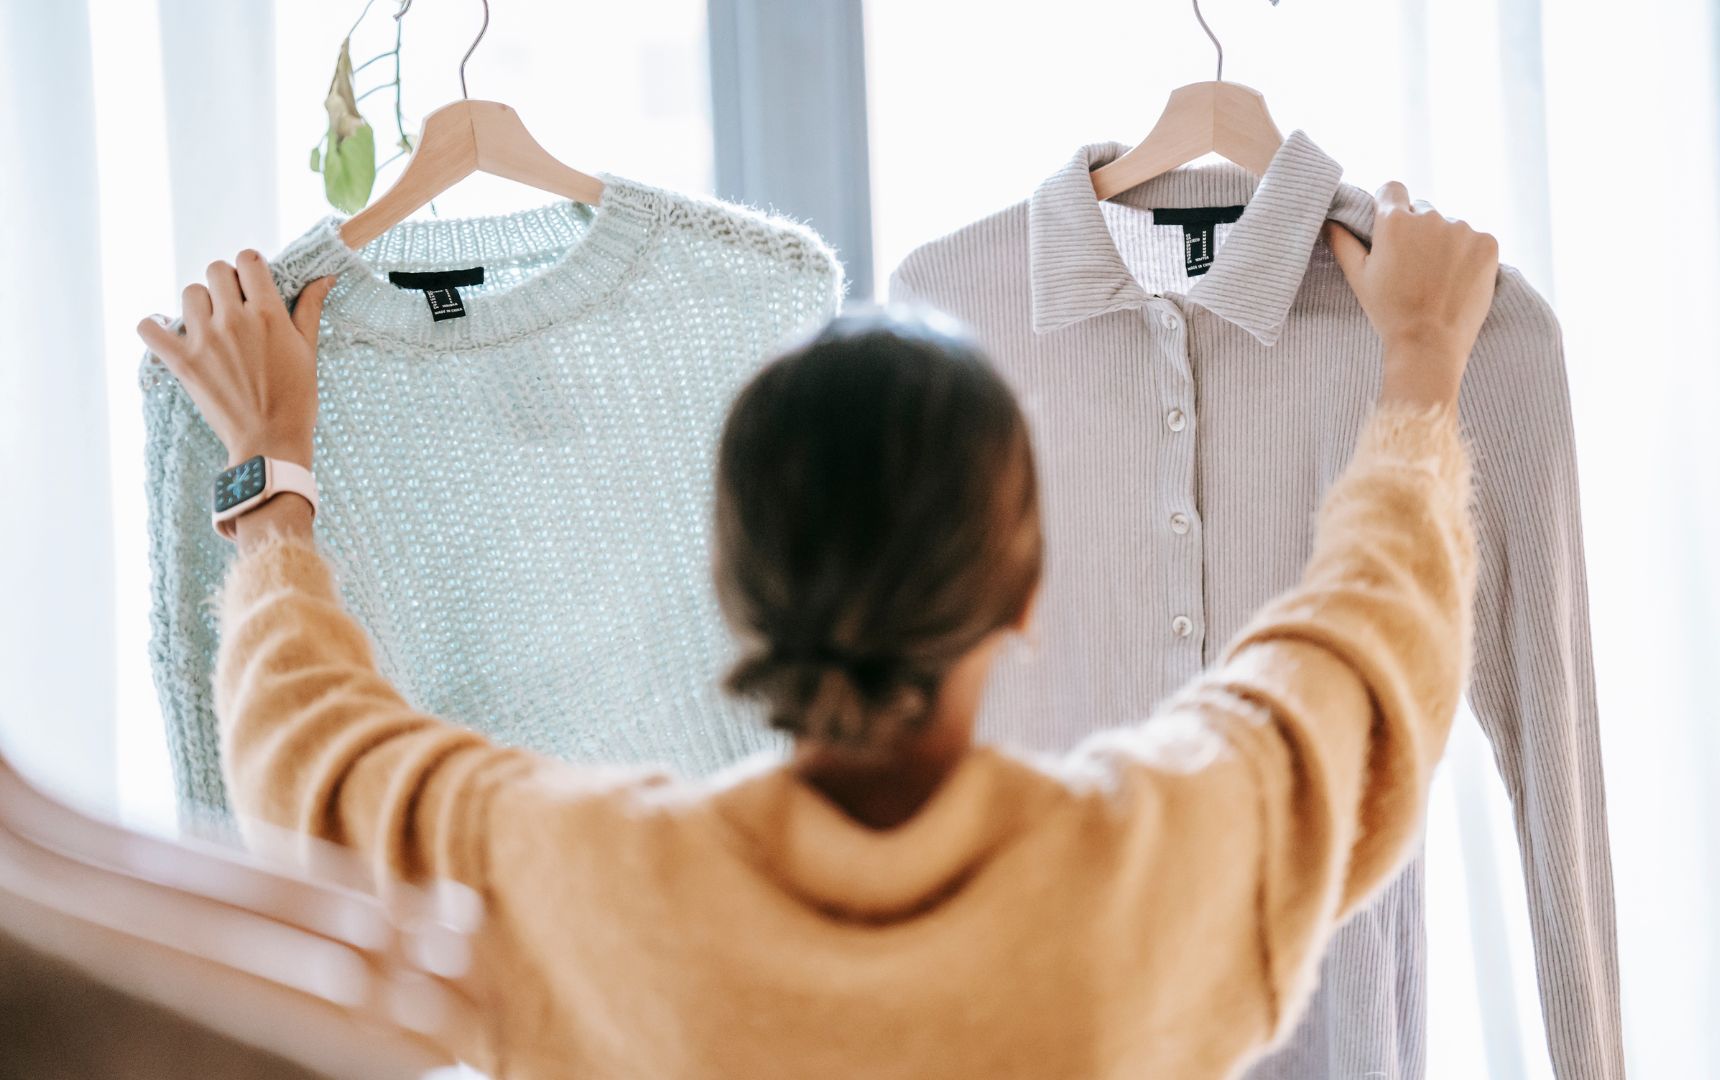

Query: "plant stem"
(351, 49), (397, 77)
(344, 0), (382, 42)
(391, 11), (409, 151)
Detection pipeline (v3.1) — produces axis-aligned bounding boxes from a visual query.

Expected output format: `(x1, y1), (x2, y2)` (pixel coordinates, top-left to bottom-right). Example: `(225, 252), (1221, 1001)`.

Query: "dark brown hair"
(713, 307), (1043, 749)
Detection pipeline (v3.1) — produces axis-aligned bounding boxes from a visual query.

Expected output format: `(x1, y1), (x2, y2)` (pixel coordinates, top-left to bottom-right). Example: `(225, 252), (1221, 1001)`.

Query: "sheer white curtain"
(865, 0), (1719, 1075)
(0, 0), (279, 825)
(0, 0), (117, 813)
(0, 0), (203, 816)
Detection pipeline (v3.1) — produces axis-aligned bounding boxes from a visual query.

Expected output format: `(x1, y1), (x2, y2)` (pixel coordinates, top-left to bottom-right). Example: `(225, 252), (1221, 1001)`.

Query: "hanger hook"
(1192, 0), (1223, 82)
(392, 0), (489, 98)
(459, 0), (490, 99)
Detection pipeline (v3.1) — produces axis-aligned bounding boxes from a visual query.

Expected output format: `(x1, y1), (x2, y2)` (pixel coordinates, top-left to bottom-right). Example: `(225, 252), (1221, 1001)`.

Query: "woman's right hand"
(1323, 182), (1499, 408)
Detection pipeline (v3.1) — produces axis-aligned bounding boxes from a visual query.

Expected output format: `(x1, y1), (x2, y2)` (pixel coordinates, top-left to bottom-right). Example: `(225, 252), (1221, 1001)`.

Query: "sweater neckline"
(701, 745), (1050, 921)
(298, 172), (662, 352)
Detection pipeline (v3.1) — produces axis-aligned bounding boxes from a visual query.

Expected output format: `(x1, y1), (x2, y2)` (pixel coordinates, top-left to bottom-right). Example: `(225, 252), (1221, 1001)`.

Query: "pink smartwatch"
(211, 454), (319, 540)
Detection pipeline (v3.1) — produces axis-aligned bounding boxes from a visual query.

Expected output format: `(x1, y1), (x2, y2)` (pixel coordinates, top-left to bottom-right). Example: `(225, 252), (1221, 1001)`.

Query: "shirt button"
(1159, 310), (1180, 331)
(1171, 615), (1194, 638)
(1165, 408), (1187, 432)
(1170, 512), (1191, 534)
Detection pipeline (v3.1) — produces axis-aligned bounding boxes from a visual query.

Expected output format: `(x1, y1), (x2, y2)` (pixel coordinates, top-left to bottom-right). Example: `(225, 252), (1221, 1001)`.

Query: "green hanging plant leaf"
(319, 37), (376, 213)
(323, 121), (376, 213)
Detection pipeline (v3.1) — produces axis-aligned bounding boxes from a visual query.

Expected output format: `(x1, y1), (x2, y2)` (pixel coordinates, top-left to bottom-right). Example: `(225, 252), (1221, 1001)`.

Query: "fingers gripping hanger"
(1088, 0), (1285, 200)
(339, 0), (605, 250)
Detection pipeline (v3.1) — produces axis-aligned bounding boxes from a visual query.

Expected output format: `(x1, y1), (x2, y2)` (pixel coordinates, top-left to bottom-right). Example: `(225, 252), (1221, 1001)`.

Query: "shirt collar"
(1028, 129), (1360, 346)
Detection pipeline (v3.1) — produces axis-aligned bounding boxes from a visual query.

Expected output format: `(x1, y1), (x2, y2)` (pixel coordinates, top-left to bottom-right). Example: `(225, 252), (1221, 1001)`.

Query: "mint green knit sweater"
(140, 175), (844, 815)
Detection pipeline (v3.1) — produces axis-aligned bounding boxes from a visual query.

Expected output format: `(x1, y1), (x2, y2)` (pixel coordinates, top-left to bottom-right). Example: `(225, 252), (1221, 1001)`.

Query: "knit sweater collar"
(703, 745), (1053, 922)
(269, 172), (665, 351)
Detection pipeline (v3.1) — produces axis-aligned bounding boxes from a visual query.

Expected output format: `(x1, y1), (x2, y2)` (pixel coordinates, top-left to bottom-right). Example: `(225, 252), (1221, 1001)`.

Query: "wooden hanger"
(339, 0), (605, 250)
(1090, 0), (1284, 201)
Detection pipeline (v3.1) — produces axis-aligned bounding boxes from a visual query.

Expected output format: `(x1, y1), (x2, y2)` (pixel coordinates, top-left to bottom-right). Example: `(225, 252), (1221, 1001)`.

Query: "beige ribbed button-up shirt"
(888, 130), (1622, 1080)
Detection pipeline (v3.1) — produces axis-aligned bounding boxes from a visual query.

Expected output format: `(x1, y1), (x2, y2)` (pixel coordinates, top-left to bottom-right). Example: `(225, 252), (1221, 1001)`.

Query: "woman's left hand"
(137, 250), (335, 469)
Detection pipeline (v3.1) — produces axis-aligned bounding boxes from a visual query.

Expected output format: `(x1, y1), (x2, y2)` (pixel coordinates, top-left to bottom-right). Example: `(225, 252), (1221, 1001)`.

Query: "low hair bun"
(724, 643), (936, 749)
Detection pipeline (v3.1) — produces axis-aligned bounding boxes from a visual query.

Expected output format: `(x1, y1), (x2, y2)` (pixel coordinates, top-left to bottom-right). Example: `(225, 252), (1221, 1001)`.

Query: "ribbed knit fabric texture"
(140, 174), (843, 818)
(888, 130), (1622, 1080)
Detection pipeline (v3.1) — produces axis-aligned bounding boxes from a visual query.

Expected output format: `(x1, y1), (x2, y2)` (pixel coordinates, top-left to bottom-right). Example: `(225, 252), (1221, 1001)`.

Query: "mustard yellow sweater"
(212, 403), (1474, 1080)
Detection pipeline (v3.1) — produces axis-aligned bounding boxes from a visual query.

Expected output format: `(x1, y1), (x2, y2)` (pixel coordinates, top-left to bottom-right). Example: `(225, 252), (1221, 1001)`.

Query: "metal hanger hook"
(394, 0), (490, 98)
(1193, 0), (1282, 83)
(458, 0), (490, 99)
(1193, 0), (1224, 81)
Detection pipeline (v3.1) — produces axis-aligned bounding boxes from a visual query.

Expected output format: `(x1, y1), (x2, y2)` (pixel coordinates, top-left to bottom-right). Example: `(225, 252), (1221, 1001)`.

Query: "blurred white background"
(2, 1), (1716, 1076)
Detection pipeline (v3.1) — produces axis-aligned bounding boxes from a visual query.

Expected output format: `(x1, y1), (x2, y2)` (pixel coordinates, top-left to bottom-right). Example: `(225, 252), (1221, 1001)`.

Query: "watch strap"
(212, 456), (319, 541)
(266, 457), (318, 516)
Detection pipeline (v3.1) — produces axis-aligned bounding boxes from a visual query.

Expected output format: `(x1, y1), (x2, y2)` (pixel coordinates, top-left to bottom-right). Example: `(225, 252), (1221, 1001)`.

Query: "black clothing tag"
(1151, 206), (1245, 277)
(422, 286), (467, 321)
(388, 267), (485, 321)
(388, 267), (486, 289)
(1181, 222), (1218, 277)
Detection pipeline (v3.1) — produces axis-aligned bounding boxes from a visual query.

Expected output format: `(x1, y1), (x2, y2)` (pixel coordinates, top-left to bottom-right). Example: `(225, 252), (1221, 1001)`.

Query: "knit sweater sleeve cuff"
(211, 532), (344, 625)
(1340, 399), (1471, 521)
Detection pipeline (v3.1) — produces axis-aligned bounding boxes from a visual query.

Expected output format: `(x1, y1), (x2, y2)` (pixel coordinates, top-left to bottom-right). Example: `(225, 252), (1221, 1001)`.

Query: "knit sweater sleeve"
(211, 533), (537, 888)
(1069, 401), (1476, 1039)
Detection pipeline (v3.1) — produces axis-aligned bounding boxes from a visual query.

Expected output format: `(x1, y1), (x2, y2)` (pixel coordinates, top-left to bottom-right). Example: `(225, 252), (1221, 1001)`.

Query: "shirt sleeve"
(1458, 268), (1624, 1079)
(211, 534), (538, 890)
(1068, 401), (1477, 1040)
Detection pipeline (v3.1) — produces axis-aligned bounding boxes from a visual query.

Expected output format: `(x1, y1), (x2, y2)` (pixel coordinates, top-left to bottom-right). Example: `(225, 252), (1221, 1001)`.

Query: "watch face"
(214, 455), (267, 512)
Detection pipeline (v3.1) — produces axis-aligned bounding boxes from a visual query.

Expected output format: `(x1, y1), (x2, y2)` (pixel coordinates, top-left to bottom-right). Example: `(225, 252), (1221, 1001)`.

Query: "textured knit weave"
(212, 402), (1475, 1080)
(140, 175), (843, 816)
(887, 130), (1622, 1080)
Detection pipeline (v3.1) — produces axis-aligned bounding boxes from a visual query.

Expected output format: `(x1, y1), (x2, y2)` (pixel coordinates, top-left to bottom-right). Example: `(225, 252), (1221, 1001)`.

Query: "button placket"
(1146, 298), (1205, 664)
